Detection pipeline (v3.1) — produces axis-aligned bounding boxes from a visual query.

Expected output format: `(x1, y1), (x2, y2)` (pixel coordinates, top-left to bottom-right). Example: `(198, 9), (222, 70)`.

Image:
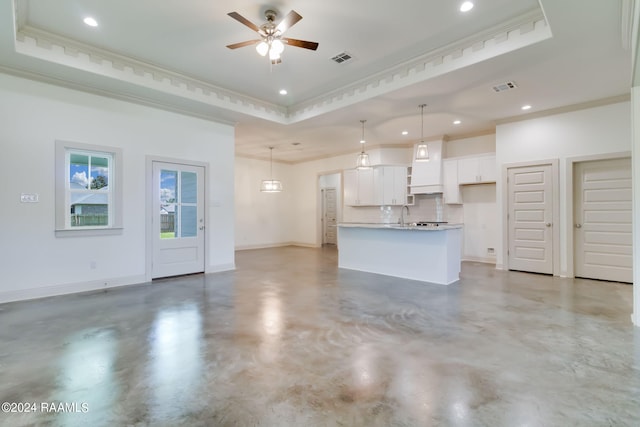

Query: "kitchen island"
(337, 223), (463, 285)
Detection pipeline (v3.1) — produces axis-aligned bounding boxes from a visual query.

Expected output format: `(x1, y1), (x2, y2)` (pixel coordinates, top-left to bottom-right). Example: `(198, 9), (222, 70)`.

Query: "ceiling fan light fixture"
(269, 49), (281, 61)
(226, 10), (319, 65)
(271, 39), (285, 54)
(256, 41), (269, 56)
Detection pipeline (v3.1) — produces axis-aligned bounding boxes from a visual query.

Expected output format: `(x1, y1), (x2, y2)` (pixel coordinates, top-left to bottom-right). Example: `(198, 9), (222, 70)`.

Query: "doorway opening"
(319, 173), (342, 247)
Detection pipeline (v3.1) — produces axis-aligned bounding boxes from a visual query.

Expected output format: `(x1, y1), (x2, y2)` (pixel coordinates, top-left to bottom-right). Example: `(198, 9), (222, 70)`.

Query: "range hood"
(409, 139), (444, 194)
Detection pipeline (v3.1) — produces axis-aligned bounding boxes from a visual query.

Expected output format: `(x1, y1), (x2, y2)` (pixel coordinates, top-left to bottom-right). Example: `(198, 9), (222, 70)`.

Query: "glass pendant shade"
(269, 49), (281, 61)
(271, 39), (285, 54)
(256, 41), (269, 56)
(356, 152), (371, 169)
(415, 142), (429, 162)
(415, 104), (430, 162)
(261, 146), (282, 192)
(260, 179), (283, 192)
(355, 119), (372, 169)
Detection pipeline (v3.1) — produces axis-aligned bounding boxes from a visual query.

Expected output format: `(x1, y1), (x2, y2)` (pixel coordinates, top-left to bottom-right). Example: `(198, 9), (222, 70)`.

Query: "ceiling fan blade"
(276, 10), (303, 34)
(227, 12), (262, 33)
(226, 40), (261, 49)
(283, 38), (319, 51)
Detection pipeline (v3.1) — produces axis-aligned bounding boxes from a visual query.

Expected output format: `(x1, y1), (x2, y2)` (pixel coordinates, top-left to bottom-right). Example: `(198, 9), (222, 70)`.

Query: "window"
(55, 141), (123, 236)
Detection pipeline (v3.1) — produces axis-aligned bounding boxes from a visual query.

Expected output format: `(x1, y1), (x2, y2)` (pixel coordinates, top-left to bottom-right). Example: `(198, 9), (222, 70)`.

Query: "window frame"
(55, 140), (123, 237)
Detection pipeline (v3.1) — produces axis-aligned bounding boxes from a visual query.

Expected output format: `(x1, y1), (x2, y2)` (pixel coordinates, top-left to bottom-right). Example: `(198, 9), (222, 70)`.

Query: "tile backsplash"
(343, 194), (463, 224)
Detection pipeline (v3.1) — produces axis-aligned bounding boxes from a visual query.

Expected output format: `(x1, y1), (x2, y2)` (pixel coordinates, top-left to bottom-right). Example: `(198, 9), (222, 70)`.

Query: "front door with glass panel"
(152, 162), (205, 279)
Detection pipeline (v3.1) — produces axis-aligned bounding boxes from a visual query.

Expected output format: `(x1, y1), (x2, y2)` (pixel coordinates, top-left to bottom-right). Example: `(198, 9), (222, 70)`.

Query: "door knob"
(575, 223), (582, 228)
(545, 223), (551, 227)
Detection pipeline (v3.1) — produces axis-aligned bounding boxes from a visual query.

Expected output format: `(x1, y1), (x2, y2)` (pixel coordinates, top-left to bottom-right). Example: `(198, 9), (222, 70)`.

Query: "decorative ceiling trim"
(16, 26), (290, 123)
(11, 3), (550, 126)
(495, 94), (631, 125)
(287, 10), (551, 123)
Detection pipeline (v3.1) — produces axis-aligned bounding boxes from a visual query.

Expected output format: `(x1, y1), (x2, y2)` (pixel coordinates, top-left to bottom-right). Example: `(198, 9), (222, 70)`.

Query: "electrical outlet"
(487, 248), (495, 255)
(20, 193), (39, 203)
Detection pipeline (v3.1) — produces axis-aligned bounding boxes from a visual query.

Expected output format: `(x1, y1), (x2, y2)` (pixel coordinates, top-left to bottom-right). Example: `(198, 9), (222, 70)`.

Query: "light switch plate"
(21, 193), (39, 203)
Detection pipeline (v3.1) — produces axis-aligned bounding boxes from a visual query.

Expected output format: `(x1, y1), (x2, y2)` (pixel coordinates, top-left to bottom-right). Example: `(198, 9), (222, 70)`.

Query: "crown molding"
(286, 9), (551, 123)
(495, 94), (631, 125)
(11, 4), (551, 126)
(15, 25), (290, 123)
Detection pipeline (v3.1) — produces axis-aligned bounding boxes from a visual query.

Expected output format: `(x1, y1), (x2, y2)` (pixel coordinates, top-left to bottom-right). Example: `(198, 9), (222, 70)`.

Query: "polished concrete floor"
(0, 246), (639, 427)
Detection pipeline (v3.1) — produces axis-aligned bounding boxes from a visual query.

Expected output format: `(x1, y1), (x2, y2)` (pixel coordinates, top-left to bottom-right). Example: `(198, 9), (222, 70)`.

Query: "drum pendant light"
(260, 146), (283, 192)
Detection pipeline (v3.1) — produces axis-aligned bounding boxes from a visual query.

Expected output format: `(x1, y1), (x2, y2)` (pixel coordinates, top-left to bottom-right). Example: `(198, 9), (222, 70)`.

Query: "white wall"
(496, 100), (631, 274)
(235, 156), (294, 249)
(446, 133), (496, 157)
(460, 184), (498, 263)
(0, 73), (235, 302)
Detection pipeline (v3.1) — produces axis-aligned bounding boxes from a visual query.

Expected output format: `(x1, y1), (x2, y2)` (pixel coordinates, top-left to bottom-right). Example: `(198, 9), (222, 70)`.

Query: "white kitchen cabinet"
(443, 159), (462, 204)
(457, 155), (496, 184)
(343, 168), (375, 206)
(378, 166), (407, 205)
(346, 166), (407, 206)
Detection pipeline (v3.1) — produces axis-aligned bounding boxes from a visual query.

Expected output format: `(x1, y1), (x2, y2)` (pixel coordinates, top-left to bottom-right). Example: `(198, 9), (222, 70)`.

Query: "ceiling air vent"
(492, 81), (518, 92)
(331, 51), (353, 64)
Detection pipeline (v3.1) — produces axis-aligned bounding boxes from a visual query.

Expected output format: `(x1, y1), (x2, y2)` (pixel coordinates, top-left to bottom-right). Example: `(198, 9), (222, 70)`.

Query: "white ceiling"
(0, 0), (632, 162)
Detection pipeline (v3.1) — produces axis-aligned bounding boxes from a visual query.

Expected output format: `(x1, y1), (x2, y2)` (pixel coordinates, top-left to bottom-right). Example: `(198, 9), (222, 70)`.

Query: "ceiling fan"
(226, 9), (319, 64)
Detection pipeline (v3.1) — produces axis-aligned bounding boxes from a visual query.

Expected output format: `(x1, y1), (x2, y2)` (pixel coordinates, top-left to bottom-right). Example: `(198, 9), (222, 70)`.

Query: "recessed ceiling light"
(521, 104), (532, 110)
(83, 17), (98, 27)
(279, 89), (287, 95)
(460, 2), (474, 12)
(402, 131), (409, 135)
(453, 120), (461, 125)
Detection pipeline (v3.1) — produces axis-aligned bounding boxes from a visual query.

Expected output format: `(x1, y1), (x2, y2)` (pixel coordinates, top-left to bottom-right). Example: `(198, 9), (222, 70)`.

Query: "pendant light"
(356, 119), (372, 169)
(415, 104), (429, 162)
(260, 146), (283, 192)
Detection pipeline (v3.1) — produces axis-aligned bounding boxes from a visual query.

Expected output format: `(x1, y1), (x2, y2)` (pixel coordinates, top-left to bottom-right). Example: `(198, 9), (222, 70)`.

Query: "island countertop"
(338, 222), (463, 231)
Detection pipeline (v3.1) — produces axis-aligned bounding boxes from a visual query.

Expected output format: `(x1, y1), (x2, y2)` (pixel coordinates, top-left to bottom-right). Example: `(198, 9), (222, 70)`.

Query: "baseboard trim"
(462, 256), (496, 265)
(206, 263), (235, 273)
(235, 242), (321, 251)
(0, 274), (147, 304)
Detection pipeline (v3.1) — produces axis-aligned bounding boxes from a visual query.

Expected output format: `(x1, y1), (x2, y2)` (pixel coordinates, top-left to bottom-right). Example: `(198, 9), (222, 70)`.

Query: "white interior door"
(574, 158), (632, 283)
(322, 188), (337, 245)
(152, 161), (205, 279)
(507, 164), (553, 274)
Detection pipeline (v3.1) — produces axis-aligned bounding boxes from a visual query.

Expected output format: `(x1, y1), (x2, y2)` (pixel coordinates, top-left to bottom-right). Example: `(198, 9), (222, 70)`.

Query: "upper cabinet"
(344, 168), (375, 206)
(344, 166), (408, 206)
(457, 155), (497, 184)
(376, 166), (407, 205)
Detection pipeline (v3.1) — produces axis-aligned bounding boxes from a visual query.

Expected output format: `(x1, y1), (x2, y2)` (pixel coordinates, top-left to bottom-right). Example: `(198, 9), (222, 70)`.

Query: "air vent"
(331, 51), (353, 64)
(492, 81), (518, 92)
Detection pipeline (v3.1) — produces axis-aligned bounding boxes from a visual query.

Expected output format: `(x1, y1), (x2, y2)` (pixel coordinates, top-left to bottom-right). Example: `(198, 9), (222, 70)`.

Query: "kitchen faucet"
(400, 205), (410, 226)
